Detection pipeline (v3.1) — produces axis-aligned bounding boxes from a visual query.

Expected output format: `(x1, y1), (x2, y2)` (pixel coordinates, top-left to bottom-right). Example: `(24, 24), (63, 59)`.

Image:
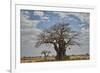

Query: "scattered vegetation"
(21, 54), (89, 63)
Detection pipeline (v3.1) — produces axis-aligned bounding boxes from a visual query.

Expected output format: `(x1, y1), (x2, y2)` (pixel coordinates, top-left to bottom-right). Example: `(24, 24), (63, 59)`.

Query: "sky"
(20, 9), (90, 57)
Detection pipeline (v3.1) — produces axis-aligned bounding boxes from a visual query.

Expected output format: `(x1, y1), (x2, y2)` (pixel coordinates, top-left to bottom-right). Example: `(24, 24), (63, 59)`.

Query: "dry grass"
(21, 54), (89, 63)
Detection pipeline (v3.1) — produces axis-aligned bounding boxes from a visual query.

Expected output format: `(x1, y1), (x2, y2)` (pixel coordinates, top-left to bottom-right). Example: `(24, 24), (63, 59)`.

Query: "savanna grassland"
(21, 54), (89, 63)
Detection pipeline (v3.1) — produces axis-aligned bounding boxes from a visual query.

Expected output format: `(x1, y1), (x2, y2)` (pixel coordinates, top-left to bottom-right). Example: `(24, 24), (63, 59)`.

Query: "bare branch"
(35, 22), (80, 50)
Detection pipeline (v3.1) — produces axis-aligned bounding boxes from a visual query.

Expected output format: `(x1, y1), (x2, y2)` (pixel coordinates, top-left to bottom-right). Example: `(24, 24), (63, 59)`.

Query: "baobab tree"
(35, 23), (80, 60)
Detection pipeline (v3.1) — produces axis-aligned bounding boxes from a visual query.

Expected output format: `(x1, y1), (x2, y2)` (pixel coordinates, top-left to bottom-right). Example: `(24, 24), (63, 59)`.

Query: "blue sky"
(21, 10), (87, 31)
(20, 10), (90, 57)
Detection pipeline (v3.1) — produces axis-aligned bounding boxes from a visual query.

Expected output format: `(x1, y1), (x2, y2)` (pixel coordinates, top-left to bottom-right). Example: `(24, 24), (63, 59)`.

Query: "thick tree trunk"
(55, 49), (66, 60)
(53, 41), (67, 60)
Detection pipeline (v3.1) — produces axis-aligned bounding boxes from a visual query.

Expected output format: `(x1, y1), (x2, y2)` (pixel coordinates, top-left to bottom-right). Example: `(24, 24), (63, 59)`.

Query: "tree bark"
(55, 48), (66, 60)
(53, 40), (67, 60)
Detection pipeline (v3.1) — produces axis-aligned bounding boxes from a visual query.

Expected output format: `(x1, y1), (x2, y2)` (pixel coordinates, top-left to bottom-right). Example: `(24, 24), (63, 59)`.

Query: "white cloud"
(67, 26), (89, 55)
(33, 11), (50, 22)
(21, 20), (40, 28)
(21, 26), (43, 56)
(40, 16), (50, 22)
(53, 12), (67, 18)
(21, 11), (40, 29)
(78, 26), (89, 47)
(68, 13), (89, 23)
(81, 27), (89, 33)
(24, 11), (30, 15)
(41, 16), (49, 20)
(53, 12), (89, 24)
(21, 10), (44, 57)
(34, 11), (44, 16)
(21, 28), (42, 44)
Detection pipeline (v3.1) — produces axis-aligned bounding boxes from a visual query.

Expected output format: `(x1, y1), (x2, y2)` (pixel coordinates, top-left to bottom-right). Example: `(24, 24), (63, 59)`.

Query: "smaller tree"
(41, 50), (51, 61)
